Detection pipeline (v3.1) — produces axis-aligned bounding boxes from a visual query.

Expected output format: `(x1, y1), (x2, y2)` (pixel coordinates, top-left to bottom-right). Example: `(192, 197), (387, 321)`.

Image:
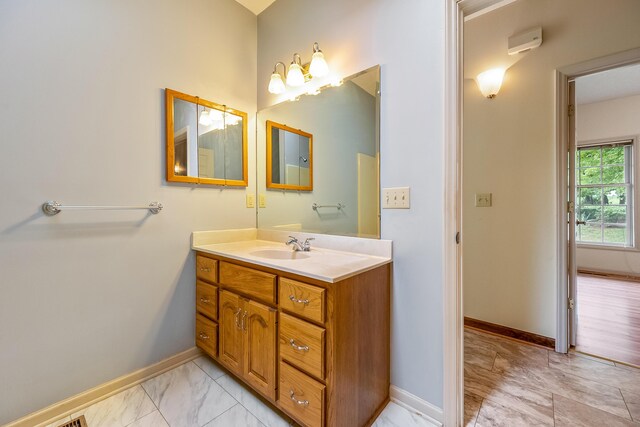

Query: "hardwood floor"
(576, 273), (640, 366)
(464, 327), (640, 426)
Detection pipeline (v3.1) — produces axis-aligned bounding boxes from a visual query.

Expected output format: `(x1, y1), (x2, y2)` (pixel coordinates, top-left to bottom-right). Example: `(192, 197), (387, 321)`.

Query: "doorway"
(567, 63), (640, 366)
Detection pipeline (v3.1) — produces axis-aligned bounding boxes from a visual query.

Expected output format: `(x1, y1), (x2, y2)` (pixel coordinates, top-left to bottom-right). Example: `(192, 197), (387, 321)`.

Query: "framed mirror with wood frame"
(166, 88), (248, 186)
(266, 120), (313, 191)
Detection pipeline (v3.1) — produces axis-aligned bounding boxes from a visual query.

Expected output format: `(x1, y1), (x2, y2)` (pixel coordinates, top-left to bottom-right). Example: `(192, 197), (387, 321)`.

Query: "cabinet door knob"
(290, 390), (309, 407)
(199, 267), (211, 272)
(242, 311), (248, 332)
(234, 308), (242, 329)
(289, 295), (310, 305)
(198, 332), (209, 340)
(199, 297), (210, 304)
(289, 338), (309, 352)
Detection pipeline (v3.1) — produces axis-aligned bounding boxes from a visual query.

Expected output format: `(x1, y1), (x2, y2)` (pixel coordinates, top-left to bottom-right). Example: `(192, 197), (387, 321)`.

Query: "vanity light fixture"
(198, 106), (241, 129)
(268, 62), (287, 94)
(476, 68), (505, 99)
(286, 55), (306, 87)
(268, 42), (330, 94)
(308, 42), (329, 77)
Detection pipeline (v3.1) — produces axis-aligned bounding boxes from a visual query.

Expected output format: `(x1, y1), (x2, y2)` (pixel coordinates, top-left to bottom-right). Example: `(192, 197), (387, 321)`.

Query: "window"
(576, 140), (634, 247)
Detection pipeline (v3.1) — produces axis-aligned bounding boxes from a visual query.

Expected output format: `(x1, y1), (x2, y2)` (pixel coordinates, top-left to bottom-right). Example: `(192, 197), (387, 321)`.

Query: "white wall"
(257, 81), (376, 236)
(576, 94), (640, 274)
(258, 0), (445, 408)
(0, 0), (256, 423)
(463, 0), (640, 338)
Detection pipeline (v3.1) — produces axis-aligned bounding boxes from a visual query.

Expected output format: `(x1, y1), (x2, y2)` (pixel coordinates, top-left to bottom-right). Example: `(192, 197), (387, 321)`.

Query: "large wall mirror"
(257, 65), (380, 238)
(166, 89), (248, 186)
(266, 121), (313, 191)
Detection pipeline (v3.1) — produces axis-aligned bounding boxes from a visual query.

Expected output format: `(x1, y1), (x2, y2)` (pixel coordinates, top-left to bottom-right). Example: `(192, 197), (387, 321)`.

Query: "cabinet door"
(219, 290), (243, 376)
(243, 299), (277, 400)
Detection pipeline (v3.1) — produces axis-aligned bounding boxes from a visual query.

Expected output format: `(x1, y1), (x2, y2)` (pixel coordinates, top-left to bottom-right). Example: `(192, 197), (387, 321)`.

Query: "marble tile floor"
(44, 355), (437, 427)
(464, 327), (640, 426)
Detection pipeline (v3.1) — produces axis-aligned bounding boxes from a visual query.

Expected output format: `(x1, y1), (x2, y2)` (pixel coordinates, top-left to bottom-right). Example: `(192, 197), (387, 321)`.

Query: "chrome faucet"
(286, 236), (315, 252)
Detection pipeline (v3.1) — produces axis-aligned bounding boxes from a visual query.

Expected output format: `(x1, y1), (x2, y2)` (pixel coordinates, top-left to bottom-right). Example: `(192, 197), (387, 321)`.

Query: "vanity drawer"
(196, 314), (218, 358)
(196, 280), (218, 320)
(196, 255), (218, 283)
(219, 262), (277, 304)
(279, 313), (325, 380)
(279, 362), (325, 427)
(279, 278), (325, 324)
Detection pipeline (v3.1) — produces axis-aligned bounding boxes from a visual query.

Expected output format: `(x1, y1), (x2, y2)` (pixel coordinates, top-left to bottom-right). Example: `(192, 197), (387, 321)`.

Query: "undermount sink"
(249, 249), (311, 260)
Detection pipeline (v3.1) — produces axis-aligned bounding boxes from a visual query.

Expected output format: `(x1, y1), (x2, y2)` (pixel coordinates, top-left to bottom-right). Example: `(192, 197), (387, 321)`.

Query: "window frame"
(576, 136), (638, 250)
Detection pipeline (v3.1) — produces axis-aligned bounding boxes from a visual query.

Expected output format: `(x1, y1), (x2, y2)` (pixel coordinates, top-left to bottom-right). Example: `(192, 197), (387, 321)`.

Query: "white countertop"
(192, 238), (392, 283)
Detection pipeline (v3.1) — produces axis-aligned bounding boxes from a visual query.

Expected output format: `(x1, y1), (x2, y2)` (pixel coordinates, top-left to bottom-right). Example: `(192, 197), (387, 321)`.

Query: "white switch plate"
(259, 194), (266, 208)
(475, 193), (492, 207)
(246, 194), (255, 208)
(382, 187), (410, 209)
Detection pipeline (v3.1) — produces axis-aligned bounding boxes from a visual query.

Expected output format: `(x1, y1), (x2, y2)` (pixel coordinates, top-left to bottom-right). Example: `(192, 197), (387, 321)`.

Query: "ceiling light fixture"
(268, 42), (330, 95)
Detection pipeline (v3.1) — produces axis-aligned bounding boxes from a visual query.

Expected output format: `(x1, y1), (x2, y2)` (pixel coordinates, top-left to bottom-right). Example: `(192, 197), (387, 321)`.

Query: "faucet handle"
(302, 237), (315, 251)
(288, 235), (298, 241)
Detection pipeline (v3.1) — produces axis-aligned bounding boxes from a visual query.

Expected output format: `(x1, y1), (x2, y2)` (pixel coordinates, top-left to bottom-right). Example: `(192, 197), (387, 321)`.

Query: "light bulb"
(330, 77), (343, 87)
(268, 72), (286, 94)
(476, 68), (505, 99)
(309, 50), (329, 77)
(199, 110), (211, 126)
(225, 113), (241, 126)
(286, 63), (305, 87)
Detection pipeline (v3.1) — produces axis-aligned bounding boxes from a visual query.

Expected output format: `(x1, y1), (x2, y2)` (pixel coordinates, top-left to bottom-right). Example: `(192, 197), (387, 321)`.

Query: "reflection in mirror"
(257, 65), (380, 238)
(267, 121), (313, 191)
(166, 89), (248, 186)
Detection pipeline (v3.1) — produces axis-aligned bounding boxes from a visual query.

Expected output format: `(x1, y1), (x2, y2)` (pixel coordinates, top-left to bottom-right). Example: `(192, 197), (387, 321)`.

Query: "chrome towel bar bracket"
(42, 201), (163, 216)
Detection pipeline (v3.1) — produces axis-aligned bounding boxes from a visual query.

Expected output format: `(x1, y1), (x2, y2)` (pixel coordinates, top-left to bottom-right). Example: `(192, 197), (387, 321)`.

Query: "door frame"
(443, 0), (463, 425)
(555, 47), (640, 353)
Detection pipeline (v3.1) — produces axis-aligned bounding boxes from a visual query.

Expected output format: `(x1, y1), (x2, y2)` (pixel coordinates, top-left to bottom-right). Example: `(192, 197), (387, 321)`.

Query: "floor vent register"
(59, 415), (88, 427)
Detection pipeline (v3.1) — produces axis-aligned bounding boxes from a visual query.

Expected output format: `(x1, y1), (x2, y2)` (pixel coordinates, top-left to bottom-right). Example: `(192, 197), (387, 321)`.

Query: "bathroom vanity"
(192, 232), (391, 427)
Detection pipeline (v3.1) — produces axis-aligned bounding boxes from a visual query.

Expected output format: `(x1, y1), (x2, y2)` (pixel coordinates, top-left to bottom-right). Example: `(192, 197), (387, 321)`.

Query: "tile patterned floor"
(465, 327), (640, 426)
(44, 355), (437, 427)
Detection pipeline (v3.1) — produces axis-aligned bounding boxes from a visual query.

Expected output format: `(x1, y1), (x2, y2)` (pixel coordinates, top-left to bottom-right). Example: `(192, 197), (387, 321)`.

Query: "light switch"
(246, 194), (255, 208)
(475, 193), (492, 207)
(259, 194), (266, 208)
(382, 187), (410, 209)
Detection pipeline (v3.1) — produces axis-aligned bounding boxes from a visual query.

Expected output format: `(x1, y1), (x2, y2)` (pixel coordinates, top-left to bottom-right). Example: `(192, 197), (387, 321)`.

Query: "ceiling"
(234, 0), (276, 15)
(576, 63), (640, 105)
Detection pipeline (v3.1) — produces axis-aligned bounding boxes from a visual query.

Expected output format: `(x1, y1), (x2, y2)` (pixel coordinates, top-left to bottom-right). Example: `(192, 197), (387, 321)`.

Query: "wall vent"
(59, 415), (88, 427)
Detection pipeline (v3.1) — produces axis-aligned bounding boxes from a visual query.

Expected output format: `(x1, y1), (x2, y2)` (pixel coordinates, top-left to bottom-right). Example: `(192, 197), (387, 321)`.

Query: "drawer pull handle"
(198, 332), (209, 340)
(199, 297), (210, 304)
(199, 267), (211, 272)
(290, 390), (309, 407)
(289, 339), (309, 352)
(289, 295), (310, 305)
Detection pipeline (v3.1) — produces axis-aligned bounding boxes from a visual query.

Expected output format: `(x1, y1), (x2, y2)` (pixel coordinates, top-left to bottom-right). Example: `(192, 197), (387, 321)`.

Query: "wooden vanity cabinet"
(195, 251), (390, 427)
(218, 289), (278, 400)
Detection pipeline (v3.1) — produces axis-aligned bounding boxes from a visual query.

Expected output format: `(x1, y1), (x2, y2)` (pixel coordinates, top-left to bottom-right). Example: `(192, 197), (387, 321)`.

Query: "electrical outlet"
(246, 194), (255, 208)
(382, 187), (410, 209)
(259, 194), (266, 208)
(475, 193), (492, 207)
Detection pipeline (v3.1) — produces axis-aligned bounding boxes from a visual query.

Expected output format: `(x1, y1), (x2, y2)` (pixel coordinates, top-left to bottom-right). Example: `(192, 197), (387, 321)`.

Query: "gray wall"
(0, 0), (257, 423)
(258, 0), (445, 408)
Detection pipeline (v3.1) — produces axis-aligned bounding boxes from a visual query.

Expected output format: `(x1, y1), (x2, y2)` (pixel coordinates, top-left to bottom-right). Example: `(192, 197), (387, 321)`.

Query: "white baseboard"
(390, 385), (444, 426)
(6, 347), (202, 427)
